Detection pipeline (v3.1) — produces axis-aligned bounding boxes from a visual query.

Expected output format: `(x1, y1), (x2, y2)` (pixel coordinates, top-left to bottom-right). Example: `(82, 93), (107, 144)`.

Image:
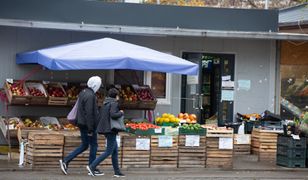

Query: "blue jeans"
(90, 133), (120, 173)
(64, 128), (98, 166)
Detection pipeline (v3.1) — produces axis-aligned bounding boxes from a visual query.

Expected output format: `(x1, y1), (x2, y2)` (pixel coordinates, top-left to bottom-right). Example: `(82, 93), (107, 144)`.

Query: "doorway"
(181, 52), (235, 126)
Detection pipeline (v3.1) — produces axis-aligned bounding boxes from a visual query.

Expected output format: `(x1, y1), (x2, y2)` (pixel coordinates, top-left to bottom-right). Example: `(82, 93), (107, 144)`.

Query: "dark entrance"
(181, 52), (235, 126)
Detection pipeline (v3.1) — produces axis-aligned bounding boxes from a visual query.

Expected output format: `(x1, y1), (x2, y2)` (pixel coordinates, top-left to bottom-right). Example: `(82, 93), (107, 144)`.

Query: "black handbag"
(110, 115), (126, 132)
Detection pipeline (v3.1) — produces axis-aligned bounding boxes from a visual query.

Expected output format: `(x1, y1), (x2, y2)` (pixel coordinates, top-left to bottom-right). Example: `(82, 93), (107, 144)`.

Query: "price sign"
(6, 78), (13, 84)
(154, 128), (162, 134)
(158, 136), (173, 147)
(236, 135), (250, 144)
(136, 138), (150, 150)
(185, 135), (200, 147)
(219, 137), (233, 149)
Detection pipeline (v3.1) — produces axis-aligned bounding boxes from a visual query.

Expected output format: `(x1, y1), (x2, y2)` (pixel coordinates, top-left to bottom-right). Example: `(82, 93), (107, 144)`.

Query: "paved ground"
(1, 155), (308, 180)
(1, 169), (308, 180)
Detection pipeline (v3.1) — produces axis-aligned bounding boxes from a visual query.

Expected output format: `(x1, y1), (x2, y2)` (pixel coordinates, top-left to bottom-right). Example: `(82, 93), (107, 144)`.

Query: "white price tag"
(291, 134), (300, 140)
(185, 135), (200, 147)
(42, 81), (50, 85)
(219, 137), (233, 149)
(154, 128), (162, 134)
(236, 135), (250, 144)
(158, 136), (173, 147)
(136, 138), (150, 150)
(6, 78), (13, 84)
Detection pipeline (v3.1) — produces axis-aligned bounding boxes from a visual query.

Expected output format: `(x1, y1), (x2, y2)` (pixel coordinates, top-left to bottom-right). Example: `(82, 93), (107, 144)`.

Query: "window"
(145, 72), (171, 105)
(280, 41), (308, 119)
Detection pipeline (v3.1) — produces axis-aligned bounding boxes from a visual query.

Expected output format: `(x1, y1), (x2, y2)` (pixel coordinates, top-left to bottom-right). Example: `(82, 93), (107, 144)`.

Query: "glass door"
(182, 52), (235, 125)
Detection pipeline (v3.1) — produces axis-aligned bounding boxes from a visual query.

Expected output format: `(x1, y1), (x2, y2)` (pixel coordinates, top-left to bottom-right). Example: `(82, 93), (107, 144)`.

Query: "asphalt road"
(1, 169), (308, 180)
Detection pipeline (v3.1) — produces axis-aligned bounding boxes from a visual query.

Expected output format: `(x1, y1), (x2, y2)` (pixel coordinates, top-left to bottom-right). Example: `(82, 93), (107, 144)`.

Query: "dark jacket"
(76, 88), (99, 133)
(96, 97), (123, 134)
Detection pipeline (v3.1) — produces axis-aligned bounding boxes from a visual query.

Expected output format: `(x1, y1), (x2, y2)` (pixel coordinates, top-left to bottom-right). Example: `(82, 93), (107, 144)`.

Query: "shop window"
(280, 41), (308, 119)
(145, 72), (171, 105)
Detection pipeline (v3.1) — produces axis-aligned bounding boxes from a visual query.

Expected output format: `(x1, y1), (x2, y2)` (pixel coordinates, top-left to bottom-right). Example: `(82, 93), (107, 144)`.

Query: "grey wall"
(0, 26), (277, 120)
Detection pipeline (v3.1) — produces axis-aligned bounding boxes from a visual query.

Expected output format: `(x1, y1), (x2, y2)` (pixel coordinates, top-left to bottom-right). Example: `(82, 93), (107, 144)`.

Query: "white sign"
(219, 137), (233, 149)
(154, 128), (162, 134)
(221, 90), (234, 101)
(136, 138), (150, 150)
(291, 134), (300, 140)
(222, 81), (234, 88)
(222, 75), (231, 81)
(158, 136), (173, 147)
(187, 76), (199, 85)
(190, 85), (196, 94)
(238, 80), (251, 91)
(6, 78), (13, 84)
(185, 135), (200, 147)
(236, 135), (250, 144)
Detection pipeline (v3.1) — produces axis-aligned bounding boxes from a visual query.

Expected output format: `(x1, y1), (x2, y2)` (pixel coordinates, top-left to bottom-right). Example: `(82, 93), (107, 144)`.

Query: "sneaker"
(59, 160), (68, 175)
(87, 169), (104, 176)
(114, 172), (125, 178)
(86, 165), (95, 177)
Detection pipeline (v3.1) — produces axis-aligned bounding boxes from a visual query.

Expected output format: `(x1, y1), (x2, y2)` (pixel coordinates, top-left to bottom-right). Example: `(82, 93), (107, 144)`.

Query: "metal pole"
(6, 103), (11, 161)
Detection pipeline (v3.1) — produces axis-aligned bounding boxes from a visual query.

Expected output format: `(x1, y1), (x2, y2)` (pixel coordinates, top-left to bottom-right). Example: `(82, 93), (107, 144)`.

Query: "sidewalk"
(1, 154), (307, 172)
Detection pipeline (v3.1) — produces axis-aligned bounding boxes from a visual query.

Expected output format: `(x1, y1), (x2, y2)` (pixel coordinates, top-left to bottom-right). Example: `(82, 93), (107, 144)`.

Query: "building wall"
(0, 26), (277, 120)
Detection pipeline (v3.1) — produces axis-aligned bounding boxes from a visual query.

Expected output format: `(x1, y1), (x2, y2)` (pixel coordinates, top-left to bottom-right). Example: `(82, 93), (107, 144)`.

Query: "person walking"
(59, 76), (103, 176)
(87, 88), (125, 177)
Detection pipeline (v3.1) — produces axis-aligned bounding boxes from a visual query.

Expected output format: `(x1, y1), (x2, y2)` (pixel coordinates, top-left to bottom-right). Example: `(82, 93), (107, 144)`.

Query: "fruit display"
(7, 82), (27, 96)
(43, 83), (66, 97)
(135, 87), (155, 101)
(28, 87), (45, 97)
(178, 113), (197, 124)
(155, 113), (180, 126)
(65, 85), (80, 99)
(126, 122), (160, 131)
(23, 118), (44, 128)
(120, 86), (138, 102)
(47, 123), (61, 131)
(179, 123), (205, 135)
(8, 118), (23, 129)
(63, 123), (79, 131)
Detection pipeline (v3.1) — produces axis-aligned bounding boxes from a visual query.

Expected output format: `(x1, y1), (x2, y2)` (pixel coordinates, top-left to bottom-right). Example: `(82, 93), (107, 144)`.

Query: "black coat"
(76, 88), (99, 133)
(96, 97), (123, 134)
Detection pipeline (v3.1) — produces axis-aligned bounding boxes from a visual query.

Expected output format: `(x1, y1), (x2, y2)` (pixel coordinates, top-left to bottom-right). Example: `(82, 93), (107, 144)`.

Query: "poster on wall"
(187, 75), (199, 85)
(221, 90), (234, 101)
(238, 80), (251, 91)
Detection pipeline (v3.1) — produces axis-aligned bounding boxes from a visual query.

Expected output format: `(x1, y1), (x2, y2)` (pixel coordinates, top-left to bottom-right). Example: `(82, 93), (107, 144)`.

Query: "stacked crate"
(233, 134), (251, 155)
(150, 136), (178, 168)
(178, 135), (206, 168)
(206, 129), (233, 169)
(122, 135), (151, 168)
(63, 131), (122, 168)
(251, 128), (279, 162)
(25, 131), (64, 169)
(276, 135), (306, 168)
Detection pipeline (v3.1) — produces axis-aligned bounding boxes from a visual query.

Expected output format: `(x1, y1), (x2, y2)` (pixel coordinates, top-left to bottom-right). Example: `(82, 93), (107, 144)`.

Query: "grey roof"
(0, 0), (278, 32)
(279, 3), (308, 25)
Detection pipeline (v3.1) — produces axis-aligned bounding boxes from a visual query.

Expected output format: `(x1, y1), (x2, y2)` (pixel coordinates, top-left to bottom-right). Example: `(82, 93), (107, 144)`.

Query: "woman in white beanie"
(60, 76), (103, 176)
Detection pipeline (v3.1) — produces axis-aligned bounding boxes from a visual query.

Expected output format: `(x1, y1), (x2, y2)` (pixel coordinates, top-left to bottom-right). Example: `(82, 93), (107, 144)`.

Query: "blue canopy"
(16, 38), (198, 75)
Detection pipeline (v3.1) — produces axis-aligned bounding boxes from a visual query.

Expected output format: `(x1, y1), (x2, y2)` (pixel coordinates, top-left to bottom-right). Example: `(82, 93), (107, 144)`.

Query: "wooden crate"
(206, 137), (233, 169)
(25, 131), (64, 169)
(4, 80), (30, 105)
(233, 134), (251, 155)
(122, 136), (150, 168)
(251, 128), (279, 162)
(17, 127), (47, 143)
(206, 128), (233, 138)
(178, 135), (206, 168)
(63, 132), (122, 168)
(150, 136), (178, 168)
(25, 81), (48, 105)
(44, 82), (68, 105)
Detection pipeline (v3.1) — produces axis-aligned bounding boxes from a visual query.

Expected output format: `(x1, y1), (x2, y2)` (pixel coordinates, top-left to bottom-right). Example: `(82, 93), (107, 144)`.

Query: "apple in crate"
(28, 87), (45, 97)
(8, 83), (26, 96)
